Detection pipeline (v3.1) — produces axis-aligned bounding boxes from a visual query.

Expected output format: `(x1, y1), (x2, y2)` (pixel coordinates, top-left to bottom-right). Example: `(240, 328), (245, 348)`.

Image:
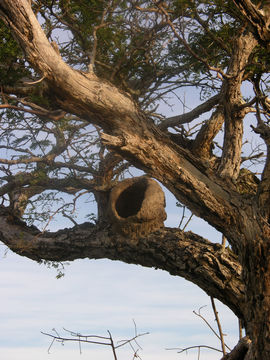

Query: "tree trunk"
(243, 227), (270, 359)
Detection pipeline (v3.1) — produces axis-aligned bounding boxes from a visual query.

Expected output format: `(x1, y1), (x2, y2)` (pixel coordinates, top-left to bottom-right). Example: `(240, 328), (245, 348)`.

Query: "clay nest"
(108, 176), (167, 238)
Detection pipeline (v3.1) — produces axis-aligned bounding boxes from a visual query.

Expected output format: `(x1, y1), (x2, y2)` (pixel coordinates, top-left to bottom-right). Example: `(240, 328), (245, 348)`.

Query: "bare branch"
(42, 323), (149, 359)
(154, 2), (228, 79)
(192, 105), (225, 159)
(167, 344), (223, 355)
(211, 297), (227, 356)
(0, 103), (66, 121)
(159, 94), (221, 130)
(193, 306), (231, 353)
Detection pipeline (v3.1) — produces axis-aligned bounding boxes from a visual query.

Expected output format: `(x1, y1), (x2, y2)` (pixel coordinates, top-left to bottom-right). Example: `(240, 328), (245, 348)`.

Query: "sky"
(0, 188), (241, 360)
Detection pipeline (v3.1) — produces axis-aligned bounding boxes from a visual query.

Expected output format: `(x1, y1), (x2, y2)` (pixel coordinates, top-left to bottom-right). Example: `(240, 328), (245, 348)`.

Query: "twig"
(89, 2), (112, 72)
(193, 307), (231, 352)
(42, 322), (149, 359)
(47, 336), (56, 354)
(177, 204), (193, 230)
(153, 1), (229, 79)
(221, 235), (226, 251)
(109, 330), (118, 360)
(41, 331), (112, 346)
(115, 331), (149, 349)
(239, 319), (243, 339)
(182, 213), (193, 231)
(0, 103), (65, 121)
(23, 75), (45, 85)
(166, 344), (223, 354)
(210, 297), (226, 356)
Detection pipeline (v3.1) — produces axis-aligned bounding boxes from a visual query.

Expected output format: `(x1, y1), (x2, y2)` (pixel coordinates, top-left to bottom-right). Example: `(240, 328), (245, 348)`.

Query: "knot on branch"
(108, 176), (166, 238)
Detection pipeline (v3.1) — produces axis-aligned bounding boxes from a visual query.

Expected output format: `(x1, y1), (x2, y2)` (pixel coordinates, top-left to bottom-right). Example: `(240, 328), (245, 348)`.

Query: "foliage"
(0, 20), (30, 85)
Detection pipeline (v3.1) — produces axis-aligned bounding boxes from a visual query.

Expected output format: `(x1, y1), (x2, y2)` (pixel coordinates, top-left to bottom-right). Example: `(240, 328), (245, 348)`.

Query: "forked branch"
(42, 323), (149, 360)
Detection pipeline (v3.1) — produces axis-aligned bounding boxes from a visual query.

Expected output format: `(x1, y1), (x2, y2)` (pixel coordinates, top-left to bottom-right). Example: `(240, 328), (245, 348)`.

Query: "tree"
(0, 0), (269, 358)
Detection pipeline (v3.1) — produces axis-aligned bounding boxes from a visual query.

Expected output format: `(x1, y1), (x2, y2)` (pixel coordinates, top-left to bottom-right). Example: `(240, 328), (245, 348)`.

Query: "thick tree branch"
(159, 94), (221, 130)
(1, 2), (270, 357)
(191, 32), (257, 164)
(100, 131), (250, 254)
(218, 32), (257, 179)
(0, 0), (141, 134)
(192, 105), (225, 159)
(251, 111), (270, 219)
(232, 0), (270, 47)
(0, 207), (244, 319)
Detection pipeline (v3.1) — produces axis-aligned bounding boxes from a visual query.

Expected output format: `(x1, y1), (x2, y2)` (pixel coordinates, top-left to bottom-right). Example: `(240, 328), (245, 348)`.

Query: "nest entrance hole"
(115, 180), (147, 218)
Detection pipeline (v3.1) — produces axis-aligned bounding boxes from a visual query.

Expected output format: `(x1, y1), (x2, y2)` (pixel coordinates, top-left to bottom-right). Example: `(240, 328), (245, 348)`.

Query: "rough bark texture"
(221, 337), (251, 360)
(232, 0), (270, 47)
(217, 32), (257, 179)
(0, 1), (270, 359)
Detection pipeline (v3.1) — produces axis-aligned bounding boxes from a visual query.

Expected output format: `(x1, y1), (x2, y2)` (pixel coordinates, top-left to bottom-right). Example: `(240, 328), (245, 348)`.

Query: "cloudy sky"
(0, 188), (241, 360)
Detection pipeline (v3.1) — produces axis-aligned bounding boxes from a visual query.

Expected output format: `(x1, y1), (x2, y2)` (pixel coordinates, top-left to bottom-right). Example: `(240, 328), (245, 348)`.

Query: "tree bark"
(217, 32), (257, 179)
(242, 228), (270, 359)
(232, 0), (270, 48)
(221, 337), (251, 360)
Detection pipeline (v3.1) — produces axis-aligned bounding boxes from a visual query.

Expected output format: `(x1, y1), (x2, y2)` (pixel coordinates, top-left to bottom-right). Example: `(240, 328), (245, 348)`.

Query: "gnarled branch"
(0, 205), (244, 319)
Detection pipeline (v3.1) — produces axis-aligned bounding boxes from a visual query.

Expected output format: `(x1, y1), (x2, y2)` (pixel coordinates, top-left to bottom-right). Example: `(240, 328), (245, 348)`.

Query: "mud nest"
(108, 176), (167, 238)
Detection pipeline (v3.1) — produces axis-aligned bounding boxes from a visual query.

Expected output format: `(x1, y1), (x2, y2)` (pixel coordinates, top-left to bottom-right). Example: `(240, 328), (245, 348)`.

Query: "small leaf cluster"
(0, 20), (30, 85)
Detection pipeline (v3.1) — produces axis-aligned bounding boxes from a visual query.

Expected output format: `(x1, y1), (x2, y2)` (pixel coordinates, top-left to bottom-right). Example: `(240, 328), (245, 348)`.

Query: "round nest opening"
(108, 176), (167, 238)
(115, 179), (147, 218)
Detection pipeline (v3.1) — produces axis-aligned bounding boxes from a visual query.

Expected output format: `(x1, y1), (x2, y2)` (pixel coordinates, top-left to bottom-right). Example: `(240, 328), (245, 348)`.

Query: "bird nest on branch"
(108, 176), (167, 238)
